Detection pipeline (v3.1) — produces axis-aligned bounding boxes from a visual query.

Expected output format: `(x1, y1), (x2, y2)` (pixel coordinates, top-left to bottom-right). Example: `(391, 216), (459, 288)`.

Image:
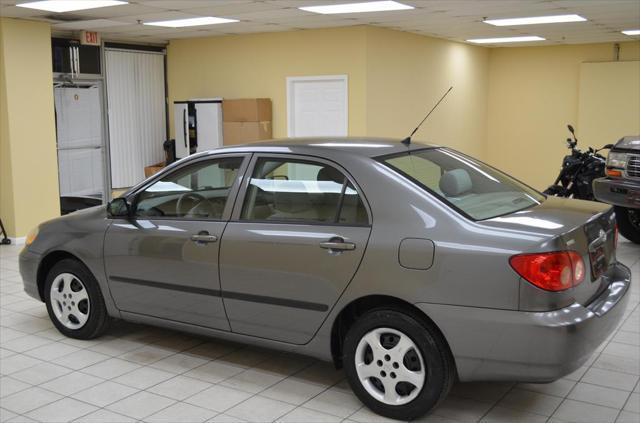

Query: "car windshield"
(381, 148), (545, 220)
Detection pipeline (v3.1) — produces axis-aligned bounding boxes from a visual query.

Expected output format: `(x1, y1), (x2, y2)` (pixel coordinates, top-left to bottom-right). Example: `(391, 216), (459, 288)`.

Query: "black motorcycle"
(544, 125), (613, 200)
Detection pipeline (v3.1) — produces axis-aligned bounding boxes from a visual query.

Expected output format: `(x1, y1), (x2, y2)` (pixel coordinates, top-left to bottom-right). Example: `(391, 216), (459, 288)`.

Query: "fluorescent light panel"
(484, 14), (586, 26)
(144, 16), (238, 28)
(300, 1), (413, 14)
(17, 1), (127, 13)
(622, 29), (640, 35)
(467, 36), (546, 44)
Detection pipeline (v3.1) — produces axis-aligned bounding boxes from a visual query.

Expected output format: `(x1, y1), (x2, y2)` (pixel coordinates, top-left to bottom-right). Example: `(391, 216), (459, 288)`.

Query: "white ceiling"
(0, 0), (639, 46)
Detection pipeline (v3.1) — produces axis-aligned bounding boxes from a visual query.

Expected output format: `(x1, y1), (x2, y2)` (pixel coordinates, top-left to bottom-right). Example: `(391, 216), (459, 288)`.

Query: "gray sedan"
(19, 138), (631, 420)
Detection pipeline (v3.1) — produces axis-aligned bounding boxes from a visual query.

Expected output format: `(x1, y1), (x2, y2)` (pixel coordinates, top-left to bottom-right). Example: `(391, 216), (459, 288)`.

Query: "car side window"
(241, 158), (369, 225)
(135, 157), (243, 219)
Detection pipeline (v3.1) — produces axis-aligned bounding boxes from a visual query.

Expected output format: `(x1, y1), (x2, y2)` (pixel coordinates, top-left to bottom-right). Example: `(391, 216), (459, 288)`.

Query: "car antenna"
(401, 86), (453, 146)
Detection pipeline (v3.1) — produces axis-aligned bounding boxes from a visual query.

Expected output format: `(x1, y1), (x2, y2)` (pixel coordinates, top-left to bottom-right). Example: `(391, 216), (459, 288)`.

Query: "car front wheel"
(343, 308), (455, 421)
(44, 259), (110, 339)
(615, 206), (640, 244)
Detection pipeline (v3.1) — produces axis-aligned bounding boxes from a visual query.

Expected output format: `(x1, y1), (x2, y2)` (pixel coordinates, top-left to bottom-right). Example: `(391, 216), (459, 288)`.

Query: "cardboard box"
(223, 121), (272, 146)
(223, 99), (272, 122)
(144, 162), (165, 178)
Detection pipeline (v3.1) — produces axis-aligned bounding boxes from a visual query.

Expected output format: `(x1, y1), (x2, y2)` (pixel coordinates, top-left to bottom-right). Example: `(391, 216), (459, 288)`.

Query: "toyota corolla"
(19, 138), (630, 420)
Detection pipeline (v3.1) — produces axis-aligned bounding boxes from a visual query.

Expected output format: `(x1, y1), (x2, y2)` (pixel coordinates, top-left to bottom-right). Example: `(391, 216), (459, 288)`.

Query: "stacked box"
(222, 98), (273, 145)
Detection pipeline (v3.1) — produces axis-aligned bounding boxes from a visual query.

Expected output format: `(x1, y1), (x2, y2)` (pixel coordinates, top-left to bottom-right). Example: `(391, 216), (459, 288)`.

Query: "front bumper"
(593, 177), (640, 208)
(19, 247), (42, 301)
(416, 262), (631, 382)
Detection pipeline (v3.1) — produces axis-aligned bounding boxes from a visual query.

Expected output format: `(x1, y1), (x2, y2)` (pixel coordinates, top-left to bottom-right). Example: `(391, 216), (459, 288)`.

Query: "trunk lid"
(481, 196), (617, 306)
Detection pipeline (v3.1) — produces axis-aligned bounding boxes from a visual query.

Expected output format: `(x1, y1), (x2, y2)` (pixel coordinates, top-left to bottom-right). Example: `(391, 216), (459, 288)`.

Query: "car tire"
(44, 259), (110, 339)
(615, 206), (640, 244)
(343, 308), (455, 421)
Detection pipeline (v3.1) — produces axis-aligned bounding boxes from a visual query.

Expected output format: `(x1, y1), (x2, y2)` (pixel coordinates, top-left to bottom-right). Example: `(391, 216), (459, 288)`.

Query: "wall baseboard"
(6, 237), (25, 246)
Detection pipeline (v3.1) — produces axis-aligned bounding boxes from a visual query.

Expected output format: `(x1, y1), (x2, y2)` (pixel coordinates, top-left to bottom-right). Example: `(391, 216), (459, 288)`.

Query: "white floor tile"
(1, 386), (63, 414)
(148, 374), (211, 400)
(71, 380), (138, 407)
(145, 401), (216, 423)
(226, 395), (295, 422)
(552, 399), (619, 423)
(26, 397), (97, 422)
(106, 391), (176, 420)
(185, 384), (252, 413)
(112, 365), (175, 390)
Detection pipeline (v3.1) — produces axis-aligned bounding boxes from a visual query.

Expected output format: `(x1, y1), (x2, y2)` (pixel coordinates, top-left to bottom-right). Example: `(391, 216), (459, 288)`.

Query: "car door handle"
(191, 234), (218, 243)
(319, 241), (356, 251)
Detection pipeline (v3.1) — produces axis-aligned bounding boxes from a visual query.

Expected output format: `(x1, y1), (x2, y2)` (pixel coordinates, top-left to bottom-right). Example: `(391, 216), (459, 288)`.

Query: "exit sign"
(80, 31), (100, 46)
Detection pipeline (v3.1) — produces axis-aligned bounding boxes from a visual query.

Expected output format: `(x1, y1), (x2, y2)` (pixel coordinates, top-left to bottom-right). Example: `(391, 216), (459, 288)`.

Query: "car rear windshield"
(380, 148), (545, 220)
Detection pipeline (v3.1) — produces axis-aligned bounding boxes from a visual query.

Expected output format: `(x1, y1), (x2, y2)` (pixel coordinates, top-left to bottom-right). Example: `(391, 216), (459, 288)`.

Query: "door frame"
(286, 74), (349, 138)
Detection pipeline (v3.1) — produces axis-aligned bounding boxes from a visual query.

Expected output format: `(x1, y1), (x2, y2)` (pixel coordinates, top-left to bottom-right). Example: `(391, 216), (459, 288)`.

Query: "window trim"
(232, 153), (372, 227)
(123, 153), (251, 222)
(376, 147), (544, 222)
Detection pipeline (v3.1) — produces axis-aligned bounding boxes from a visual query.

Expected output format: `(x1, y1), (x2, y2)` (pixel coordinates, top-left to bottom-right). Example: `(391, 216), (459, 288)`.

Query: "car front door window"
(135, 157), (243, 219)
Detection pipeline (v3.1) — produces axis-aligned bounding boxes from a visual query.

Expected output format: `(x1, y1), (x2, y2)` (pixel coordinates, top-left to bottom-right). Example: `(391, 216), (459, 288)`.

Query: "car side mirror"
(107, 198), (131, 218)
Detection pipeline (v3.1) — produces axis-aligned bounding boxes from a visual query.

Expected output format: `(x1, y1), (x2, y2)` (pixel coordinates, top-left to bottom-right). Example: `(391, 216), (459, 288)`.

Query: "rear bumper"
(19, 247), (42, 301)
(416, 262), (631, 382)
(593, 177), (640, 208)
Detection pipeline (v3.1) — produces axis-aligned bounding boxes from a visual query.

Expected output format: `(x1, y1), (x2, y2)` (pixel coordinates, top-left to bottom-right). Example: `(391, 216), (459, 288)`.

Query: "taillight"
(509, 251), (585, 292)
(614, 224), (619, 248)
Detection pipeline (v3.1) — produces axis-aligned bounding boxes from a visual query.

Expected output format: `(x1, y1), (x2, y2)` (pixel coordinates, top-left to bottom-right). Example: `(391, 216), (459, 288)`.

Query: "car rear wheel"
(615, 206), (640, 244)
(343, 308), (455, 420)
(44, 259), (110, 339)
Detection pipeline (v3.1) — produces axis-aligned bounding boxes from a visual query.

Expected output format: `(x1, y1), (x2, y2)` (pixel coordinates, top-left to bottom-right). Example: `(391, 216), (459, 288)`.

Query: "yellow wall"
(577, 61), (640, 148)
(486, 42), (640, 190)
(365, 27), (489, 158)
(167, 26), (490, 158)
(167, 26), (369, 139)
(0, 18), (59, 238)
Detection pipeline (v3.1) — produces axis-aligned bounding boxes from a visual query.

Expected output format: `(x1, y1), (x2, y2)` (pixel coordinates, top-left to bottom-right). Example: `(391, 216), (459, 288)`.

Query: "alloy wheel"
(629, 209), (640, 230)
(49, 273), (90, 330)
(354, 327), (426, 406)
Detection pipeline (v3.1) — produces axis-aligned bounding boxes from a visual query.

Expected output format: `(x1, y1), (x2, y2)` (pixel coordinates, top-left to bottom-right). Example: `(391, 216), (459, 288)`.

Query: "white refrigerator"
(174, 98), (223, 159)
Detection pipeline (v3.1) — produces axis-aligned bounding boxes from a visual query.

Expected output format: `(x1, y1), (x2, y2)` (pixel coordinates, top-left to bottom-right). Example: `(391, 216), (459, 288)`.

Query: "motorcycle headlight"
(607, 152), (628, 169)
(25, 226), (39, 247)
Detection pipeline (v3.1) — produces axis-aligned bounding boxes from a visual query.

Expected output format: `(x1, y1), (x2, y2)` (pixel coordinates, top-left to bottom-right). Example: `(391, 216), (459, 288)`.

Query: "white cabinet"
(174, 99), (223, 158)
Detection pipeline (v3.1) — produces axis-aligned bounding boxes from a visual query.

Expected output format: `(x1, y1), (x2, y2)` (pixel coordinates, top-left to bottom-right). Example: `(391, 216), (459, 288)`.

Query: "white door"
(287, 75), (348, 137)
(54, 85), (104, 198)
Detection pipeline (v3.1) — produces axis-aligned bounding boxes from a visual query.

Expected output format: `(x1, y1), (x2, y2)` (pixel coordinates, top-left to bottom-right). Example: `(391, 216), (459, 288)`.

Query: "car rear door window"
(135, 157), (243, 219)
(241, 158), (368, 225)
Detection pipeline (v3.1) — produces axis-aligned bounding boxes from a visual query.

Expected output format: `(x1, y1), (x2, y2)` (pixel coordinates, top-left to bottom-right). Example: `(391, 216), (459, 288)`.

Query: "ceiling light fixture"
(484, 14), (586, 26)
(300, 1), (413, 14)
(144, 16), (238, 28)
(467, 36), (546, 44)
(16, 0), (128, 13)
(622, 29), (640, 35)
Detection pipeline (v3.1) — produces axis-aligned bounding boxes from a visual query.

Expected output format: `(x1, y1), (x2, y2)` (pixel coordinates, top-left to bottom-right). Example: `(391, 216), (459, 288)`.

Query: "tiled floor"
(0, 240), (638, 423)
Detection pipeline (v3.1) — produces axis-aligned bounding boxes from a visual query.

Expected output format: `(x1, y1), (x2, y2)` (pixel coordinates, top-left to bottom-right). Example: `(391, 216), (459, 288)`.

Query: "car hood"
(613, 135), (640, 152)
(478, 196), (611, 238)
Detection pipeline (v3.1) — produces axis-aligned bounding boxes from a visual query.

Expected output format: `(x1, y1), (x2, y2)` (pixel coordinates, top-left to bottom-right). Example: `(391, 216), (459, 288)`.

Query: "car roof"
(196, 137), (440, 159)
